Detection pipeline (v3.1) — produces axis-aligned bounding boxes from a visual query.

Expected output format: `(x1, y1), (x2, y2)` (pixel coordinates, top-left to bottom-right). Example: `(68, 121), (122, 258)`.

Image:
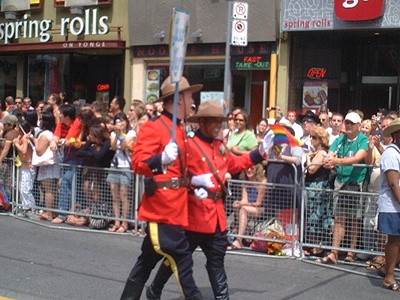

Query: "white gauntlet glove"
(194, 188), (208, 200)
(161, 142), (178, 165)
(259, 129), (274, 156)
(191, 173), (215, 188)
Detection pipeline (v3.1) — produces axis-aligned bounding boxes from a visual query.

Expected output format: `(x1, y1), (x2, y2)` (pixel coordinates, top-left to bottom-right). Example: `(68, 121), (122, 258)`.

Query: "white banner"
(169, 8), (190, 83)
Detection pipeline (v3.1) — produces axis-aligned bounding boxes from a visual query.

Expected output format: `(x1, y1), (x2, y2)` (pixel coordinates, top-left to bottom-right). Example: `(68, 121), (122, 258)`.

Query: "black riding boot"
(146, 262), (174, 299)
(120, 279), (145, 300)
(185, 292), (204, 300)
(207, 267), (229, 300)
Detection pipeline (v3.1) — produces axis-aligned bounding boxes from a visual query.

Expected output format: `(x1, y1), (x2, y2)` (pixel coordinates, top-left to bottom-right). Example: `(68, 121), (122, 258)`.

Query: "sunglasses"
(302, 118), (314, 123)
(310, 135), (318, 140)
(344, 120), (356, 125)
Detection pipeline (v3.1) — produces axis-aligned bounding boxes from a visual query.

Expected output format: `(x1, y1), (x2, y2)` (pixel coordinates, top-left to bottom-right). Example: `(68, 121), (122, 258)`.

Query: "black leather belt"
(155, 177), (190, 189)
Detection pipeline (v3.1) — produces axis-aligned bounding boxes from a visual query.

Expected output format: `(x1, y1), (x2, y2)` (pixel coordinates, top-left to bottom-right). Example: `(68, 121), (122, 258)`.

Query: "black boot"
(207, 267), (229, 300)
(120, 279), (145, 300)
(146, 285), (161, 300)
(185, 292), (204, 300)
(146, 262), (174, 299)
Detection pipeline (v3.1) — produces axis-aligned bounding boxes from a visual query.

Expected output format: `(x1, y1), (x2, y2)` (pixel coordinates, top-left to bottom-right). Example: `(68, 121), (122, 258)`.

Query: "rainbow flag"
(269, 124), (304, 155)
(0, 183), (9, 211)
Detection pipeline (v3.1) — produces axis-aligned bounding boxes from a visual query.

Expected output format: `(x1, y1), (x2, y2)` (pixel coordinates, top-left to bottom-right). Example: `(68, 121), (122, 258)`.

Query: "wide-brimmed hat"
(299, 110), (320, 124)
(0, 115), (18, 125)
(155, 76), (203, 102)
(383, 118), (400, 137)
(187, 101), (228, 122)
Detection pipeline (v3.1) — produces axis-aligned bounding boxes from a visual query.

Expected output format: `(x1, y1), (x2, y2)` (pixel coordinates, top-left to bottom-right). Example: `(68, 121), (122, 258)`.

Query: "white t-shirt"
(378, 144), (400, 213)
(110, 130), (136, 168)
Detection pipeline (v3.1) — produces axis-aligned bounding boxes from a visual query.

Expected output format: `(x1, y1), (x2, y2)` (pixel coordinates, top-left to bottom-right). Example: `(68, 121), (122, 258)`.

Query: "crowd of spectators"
(0, 92), (397, 271)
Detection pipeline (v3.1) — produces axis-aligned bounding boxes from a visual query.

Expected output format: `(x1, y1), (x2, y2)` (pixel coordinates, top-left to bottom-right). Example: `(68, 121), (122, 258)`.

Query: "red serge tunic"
(185, 133), (263, 233)
(131, 112), (190, 226)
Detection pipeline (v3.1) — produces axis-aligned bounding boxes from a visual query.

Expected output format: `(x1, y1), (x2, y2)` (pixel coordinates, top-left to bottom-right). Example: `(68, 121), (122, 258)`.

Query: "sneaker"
(26, 210), (40, 221)
(17, 209), (28, 217)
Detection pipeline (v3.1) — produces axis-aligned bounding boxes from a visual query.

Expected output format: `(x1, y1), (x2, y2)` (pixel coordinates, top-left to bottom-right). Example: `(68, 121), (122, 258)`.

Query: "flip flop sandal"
(316, 252), (337, 265)
(344, 254), (357, 262)
(383, 281), (400, 291)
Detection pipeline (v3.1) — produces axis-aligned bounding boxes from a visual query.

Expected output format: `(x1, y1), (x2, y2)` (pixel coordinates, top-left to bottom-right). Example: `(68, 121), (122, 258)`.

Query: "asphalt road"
(0, 215), (397, 300)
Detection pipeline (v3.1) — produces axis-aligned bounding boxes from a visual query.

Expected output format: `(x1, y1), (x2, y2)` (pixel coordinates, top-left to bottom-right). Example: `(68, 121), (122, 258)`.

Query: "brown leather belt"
(189, 189), (223, 201)
(155, 177), (190, 190)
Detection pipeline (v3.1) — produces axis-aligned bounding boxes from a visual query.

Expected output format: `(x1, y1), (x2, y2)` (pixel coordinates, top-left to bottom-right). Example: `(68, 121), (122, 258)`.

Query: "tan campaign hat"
(187, 101), (228, 122)
(155, 76), (203, 102)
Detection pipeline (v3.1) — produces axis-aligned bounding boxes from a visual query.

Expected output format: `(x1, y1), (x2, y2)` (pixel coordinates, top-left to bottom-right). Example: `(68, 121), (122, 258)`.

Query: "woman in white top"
(107, 112), (136, 233)
(33, 112), (61, 220)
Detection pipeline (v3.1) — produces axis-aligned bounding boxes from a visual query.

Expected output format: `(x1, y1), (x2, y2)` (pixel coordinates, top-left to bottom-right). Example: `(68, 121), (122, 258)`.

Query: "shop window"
(0, 57), (17, 108)
(54, 0), (113, 8)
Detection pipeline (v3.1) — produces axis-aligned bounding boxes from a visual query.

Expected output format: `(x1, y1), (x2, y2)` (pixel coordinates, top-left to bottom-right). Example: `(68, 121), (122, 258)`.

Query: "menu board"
(302, 81), (328, 112)
(145, 69), (160, 103)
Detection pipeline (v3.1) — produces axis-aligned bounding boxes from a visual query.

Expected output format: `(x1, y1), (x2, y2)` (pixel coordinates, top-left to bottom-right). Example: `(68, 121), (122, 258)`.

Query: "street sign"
(232, 2), (248, 20)
(231, 19), (248, 46)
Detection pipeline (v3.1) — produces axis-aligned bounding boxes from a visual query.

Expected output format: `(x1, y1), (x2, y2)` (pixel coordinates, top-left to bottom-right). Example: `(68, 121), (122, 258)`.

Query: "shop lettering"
(97, 83), (110, 91)
(135, 43), (271, 58)
(235, 61), (269, 69)
(283, 18), (331, 30)
(0, 8), (109, 45)
(308, 68), (327, 79)
(63, 41), (106, 48)
(61, 9), (108, 36)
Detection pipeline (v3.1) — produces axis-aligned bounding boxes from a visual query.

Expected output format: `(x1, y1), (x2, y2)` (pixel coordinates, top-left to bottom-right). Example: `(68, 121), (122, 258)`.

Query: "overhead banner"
(169, 8), (190, 83)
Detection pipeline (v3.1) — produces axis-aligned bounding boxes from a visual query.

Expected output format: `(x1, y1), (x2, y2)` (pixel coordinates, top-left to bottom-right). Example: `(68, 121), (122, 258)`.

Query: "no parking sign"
(231, 2), (248, 46)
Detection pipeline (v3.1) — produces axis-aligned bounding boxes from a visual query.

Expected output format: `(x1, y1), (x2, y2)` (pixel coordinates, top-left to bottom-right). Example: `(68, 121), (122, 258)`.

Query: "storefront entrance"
(361, 79), (398, 118)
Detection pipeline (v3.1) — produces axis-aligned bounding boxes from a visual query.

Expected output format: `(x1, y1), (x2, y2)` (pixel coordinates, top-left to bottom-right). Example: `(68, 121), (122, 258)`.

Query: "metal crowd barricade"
(300, 163), (400, 276)
(226, 160), (300, 257)
(9, 158), (143, 233)
(0, 140), (17, 213)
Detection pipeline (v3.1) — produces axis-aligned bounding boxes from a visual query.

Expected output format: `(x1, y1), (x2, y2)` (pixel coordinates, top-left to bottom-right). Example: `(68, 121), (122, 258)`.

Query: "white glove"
(194, 188), (208, 200)
(191, 173), (215, 188)
(259, 129), (275, 156)
(161, 142), (178, 165)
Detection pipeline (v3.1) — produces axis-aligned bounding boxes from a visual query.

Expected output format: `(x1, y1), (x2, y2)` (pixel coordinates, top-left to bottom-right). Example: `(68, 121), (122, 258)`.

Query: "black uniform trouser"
(127, 222), (199, 297)
(153, 227), (228, 286)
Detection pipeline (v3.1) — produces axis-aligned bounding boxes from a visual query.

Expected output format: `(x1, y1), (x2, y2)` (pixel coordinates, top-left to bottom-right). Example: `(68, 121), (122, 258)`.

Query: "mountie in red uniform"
(124, 110), (200, 299)
(186, 131), (265, 233)
(132, 110), (190, 226)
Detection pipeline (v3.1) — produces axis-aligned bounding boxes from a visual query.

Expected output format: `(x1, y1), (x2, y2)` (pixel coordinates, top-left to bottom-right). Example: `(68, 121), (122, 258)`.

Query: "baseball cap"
(344, 112), (361, 124)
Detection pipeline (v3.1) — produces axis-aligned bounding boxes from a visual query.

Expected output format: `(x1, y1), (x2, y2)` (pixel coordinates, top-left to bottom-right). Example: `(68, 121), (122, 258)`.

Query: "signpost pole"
(223, 1), (233, 104)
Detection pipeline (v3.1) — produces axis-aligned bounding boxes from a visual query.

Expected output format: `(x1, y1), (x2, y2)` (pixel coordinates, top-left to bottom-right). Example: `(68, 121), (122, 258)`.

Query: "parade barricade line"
(226, 160), (300, 258)
(9, 160), (141, 233)
(300, 163), (400, 277)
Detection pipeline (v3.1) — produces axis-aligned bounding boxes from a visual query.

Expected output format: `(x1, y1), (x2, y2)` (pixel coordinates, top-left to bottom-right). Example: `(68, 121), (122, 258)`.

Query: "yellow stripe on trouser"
(0, 297), (15, 299)
(149, 222), (184, 296)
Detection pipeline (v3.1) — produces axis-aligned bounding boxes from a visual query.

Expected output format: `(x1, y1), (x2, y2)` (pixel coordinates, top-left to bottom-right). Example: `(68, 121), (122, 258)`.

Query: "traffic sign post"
(231, 19), (248, 46)
(230, 1), (248, 46)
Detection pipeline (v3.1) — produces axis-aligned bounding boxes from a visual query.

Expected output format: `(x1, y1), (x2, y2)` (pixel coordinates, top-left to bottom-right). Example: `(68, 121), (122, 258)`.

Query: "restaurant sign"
(0, 8), (109, 45)
(282, 0), (399, 31)
(230, 55), (270, 70)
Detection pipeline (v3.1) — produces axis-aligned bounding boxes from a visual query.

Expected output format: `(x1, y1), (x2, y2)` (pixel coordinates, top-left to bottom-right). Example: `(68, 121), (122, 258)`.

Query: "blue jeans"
(58, 166), (84, 218)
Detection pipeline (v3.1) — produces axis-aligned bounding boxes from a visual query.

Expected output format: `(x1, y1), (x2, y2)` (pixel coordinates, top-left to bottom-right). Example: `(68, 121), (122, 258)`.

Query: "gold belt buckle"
(170, 177), (179, 189)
